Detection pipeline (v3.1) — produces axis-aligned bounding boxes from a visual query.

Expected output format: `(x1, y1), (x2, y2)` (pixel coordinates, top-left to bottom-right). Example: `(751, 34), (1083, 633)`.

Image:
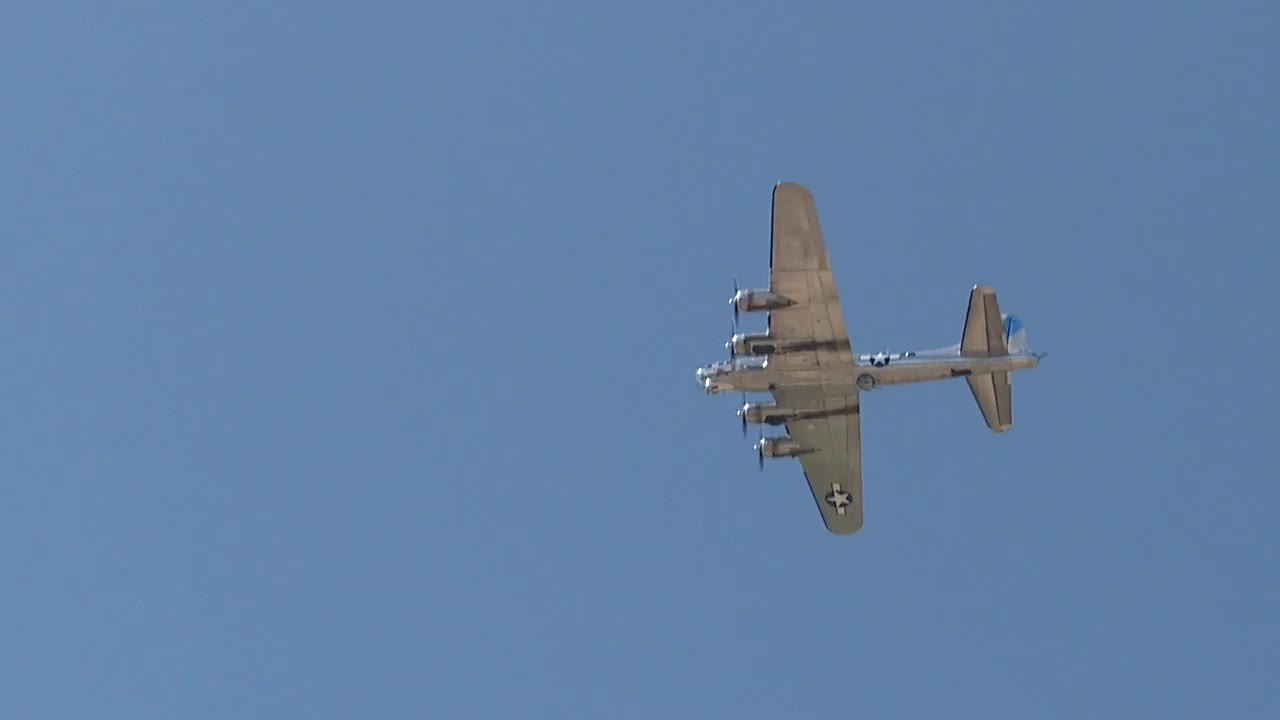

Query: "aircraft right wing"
(766, 183), (856, 370)
(771, 386), (864, 535)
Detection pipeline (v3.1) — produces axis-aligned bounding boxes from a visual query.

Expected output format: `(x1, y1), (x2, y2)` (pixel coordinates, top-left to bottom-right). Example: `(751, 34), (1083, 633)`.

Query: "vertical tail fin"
(1003, 314), (1028, 354)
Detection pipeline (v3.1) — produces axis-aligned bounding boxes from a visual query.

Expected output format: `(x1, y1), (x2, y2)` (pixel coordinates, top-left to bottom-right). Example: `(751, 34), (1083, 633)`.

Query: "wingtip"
(827, 520), (864, 536)
(772, 181), (813, 201)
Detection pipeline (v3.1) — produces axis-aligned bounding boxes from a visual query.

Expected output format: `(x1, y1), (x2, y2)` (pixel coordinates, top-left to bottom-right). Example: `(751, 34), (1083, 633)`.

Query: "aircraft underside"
(693, 182), (1042, 534)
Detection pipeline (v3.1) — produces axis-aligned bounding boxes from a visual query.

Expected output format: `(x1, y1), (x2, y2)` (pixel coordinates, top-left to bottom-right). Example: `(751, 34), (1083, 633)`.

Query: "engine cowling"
(727, 332), (777, 357)
(738, 401), (791, 426)
(755, 436), (806, 458)
(730, 289), (794, 313)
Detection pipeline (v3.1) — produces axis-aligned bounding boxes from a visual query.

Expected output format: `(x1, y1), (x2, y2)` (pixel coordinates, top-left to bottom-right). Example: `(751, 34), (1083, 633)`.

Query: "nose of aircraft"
(695, 367), (711, 388)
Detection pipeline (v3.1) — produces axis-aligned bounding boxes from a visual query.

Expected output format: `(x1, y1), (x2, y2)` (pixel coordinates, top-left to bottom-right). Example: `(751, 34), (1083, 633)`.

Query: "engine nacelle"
(727, 332), (777, 357)
(738, 401), (792, 426)
(730, 289), (794, 313)
(755, 436), (808, 458)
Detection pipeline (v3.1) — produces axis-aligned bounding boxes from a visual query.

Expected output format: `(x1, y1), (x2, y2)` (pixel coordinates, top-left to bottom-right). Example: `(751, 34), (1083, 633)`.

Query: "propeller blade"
(731, 278), (740, 329)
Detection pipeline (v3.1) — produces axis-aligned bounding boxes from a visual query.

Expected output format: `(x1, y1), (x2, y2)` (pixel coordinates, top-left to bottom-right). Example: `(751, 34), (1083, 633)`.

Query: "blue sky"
(3, 2), (1278, 717)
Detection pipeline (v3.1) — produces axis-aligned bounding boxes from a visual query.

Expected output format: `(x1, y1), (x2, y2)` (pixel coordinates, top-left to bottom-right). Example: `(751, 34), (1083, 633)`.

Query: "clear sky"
(3, 2), (1278, 717)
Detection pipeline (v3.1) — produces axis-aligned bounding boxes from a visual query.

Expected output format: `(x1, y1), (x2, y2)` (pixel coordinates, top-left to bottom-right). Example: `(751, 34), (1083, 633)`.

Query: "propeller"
(757, 434), (765, 470)
(739, 393), (749, 437)
(731, 277), (741, 329)
(726, 323), (737, 360)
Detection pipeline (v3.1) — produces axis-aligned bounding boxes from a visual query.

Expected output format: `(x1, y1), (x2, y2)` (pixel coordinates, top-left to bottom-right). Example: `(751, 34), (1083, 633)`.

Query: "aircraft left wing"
(772, 386), (864, 535)
(767, 183), (856, 369)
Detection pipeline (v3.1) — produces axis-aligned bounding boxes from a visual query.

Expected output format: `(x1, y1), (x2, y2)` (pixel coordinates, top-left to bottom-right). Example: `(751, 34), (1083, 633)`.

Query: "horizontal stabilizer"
(960, 285), (1007, 357)
(961, 285), (1019, 431)
(967, 371), (1013, 432)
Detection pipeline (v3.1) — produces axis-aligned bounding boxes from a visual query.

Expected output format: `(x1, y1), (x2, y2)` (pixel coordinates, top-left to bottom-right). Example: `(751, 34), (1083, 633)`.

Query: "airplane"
(695, 182), (1043, 535)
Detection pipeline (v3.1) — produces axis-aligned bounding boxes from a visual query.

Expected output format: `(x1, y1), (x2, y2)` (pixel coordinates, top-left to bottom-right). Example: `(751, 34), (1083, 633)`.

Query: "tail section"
(960, 286), (1031, 357)
(959, 285), (1021, 432)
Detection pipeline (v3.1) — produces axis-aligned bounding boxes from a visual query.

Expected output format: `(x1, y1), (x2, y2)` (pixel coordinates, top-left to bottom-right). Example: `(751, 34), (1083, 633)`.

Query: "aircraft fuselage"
(697, 350), (1039, 395)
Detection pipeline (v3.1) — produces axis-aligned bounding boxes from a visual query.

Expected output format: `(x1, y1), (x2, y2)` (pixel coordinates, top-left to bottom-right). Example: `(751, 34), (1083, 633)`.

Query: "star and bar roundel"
(824, 483), (853, 515)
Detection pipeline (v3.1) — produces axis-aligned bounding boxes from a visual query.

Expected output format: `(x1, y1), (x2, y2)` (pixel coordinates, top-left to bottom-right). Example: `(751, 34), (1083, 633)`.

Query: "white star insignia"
(824, 483), (853, 515)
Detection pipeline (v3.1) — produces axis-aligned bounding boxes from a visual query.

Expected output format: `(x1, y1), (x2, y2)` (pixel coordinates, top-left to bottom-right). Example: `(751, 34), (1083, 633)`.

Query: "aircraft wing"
(772, 386), (864, 535)
(767, 183), (856, 368)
